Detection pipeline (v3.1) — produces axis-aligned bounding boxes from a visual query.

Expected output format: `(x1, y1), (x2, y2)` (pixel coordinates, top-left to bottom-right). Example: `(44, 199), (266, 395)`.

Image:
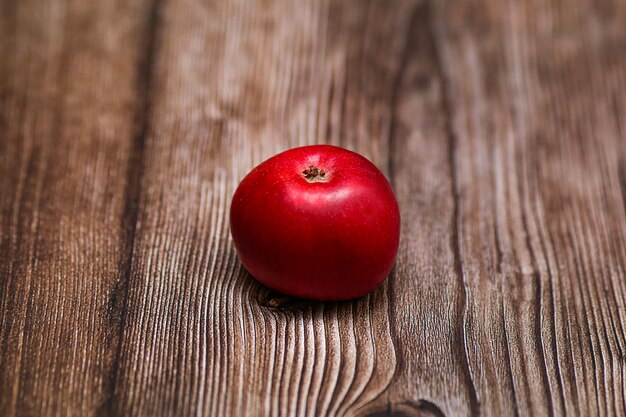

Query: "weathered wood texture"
(1, 0), (625, 416)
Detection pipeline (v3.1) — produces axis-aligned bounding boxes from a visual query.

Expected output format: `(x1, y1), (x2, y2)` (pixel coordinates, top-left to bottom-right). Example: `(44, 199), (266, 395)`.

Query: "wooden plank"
(433, 0), (626, 414)
(0, 0), (155, 414)
(110, 0), (418, 415)
(367, 0), (626, 415)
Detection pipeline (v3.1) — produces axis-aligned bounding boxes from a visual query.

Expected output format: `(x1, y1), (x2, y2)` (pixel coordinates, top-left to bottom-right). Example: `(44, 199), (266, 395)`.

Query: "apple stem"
(302, 165), (327, 182)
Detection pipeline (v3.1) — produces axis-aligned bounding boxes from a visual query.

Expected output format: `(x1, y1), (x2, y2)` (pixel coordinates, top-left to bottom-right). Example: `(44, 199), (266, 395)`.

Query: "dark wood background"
(1, 0), (626, 415)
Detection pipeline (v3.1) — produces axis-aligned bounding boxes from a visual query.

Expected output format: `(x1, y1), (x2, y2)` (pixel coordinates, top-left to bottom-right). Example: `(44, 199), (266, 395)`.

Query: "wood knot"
(258, 290), (312, 312)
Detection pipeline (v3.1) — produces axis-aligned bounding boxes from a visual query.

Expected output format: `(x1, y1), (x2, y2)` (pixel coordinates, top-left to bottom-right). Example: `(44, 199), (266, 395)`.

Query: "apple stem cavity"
(302, 165), (328, 182)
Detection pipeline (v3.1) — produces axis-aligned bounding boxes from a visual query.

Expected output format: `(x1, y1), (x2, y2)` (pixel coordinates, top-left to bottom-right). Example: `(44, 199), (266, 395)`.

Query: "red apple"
(229, 145), (400, 300)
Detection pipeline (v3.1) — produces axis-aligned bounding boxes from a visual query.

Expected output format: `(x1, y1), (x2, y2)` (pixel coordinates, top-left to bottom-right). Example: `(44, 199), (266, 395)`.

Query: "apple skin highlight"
(229, 145), (401, 301)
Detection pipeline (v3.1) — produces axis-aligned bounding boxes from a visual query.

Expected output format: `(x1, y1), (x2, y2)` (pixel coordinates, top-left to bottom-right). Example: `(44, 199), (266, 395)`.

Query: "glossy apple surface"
(229, 145), (400, 300)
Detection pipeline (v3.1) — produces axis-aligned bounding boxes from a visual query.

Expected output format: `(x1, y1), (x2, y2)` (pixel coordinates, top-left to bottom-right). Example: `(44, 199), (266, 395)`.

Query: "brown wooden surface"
(1, 0), (626, 415)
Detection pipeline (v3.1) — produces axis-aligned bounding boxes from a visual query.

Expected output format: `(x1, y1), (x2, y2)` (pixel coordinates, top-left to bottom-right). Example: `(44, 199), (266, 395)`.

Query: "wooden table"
(2, 0), (625, 415)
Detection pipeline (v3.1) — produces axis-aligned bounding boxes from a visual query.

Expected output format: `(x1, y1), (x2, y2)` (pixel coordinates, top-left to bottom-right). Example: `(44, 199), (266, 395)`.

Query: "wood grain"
(111, 1), (407, 415)
(0, 0), (155, 414)
(1, 0), (626, 415)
